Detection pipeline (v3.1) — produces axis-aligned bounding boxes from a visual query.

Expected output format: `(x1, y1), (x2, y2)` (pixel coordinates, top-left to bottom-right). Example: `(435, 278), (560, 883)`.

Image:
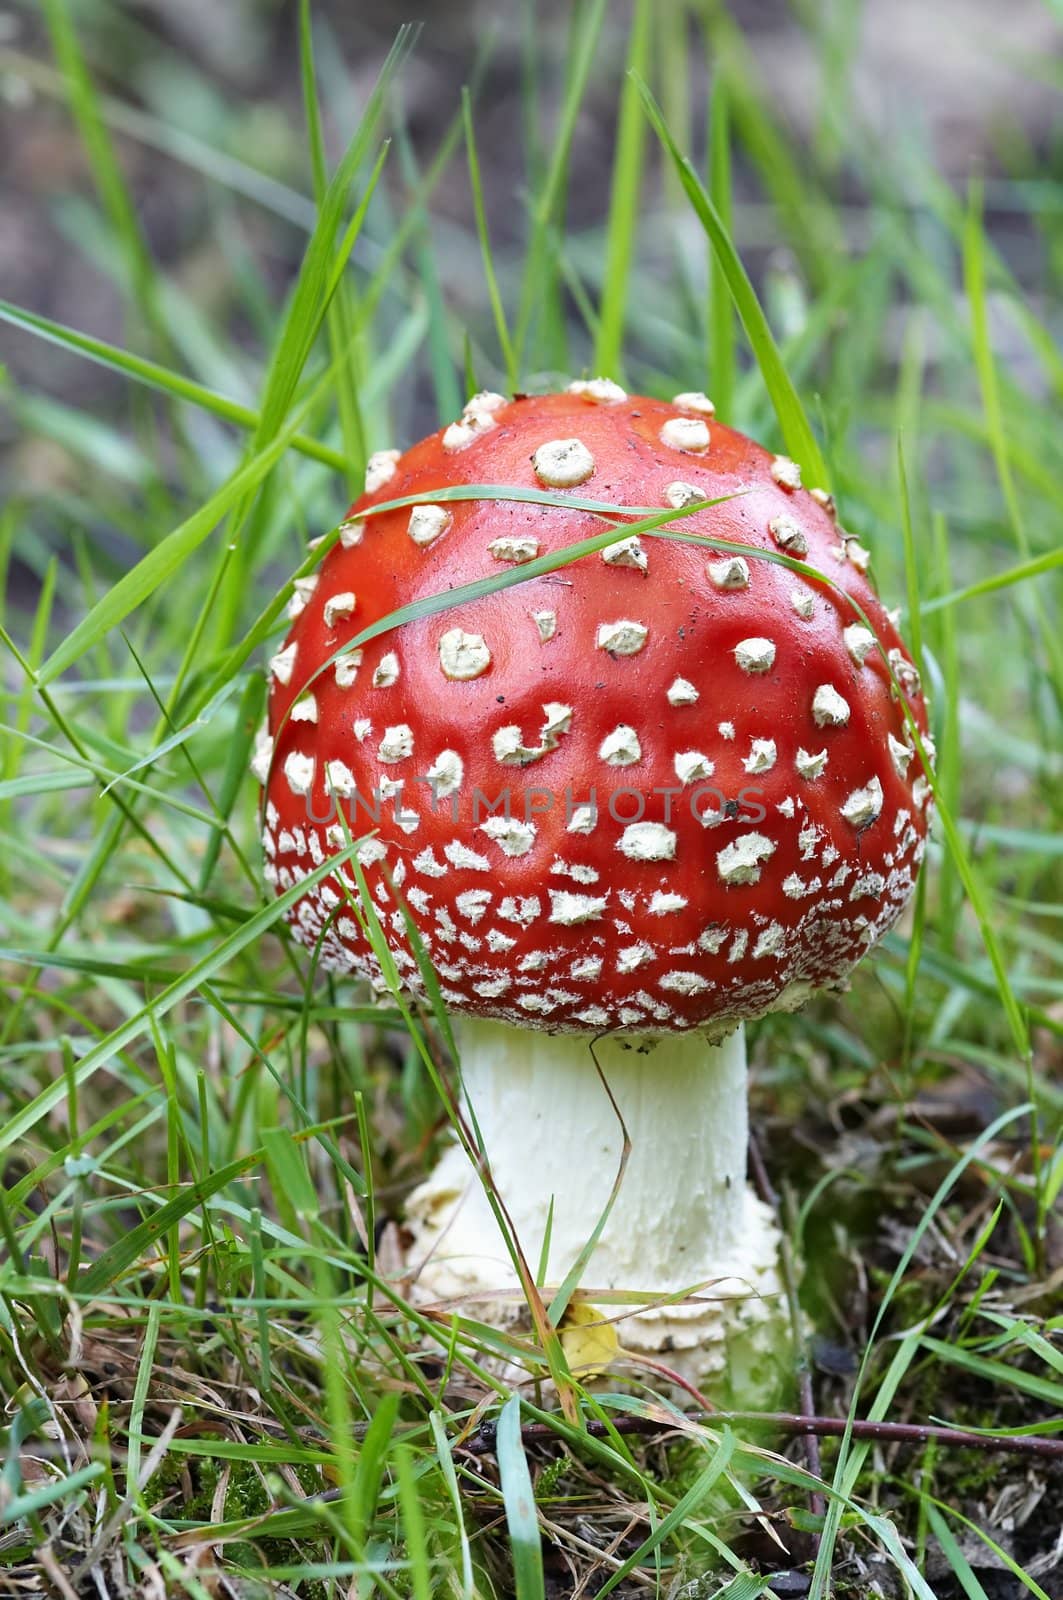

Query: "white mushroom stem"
(405, 1020), (783, 1385)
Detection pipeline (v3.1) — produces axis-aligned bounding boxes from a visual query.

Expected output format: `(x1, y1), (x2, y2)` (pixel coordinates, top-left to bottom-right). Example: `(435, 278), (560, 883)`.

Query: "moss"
(535, 1456), (569, 1498)
(147, 1451), (332, 1595)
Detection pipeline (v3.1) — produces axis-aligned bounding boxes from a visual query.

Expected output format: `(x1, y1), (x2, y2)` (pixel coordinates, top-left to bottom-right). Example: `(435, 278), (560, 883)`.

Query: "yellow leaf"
(559, 1303), (619, 1378)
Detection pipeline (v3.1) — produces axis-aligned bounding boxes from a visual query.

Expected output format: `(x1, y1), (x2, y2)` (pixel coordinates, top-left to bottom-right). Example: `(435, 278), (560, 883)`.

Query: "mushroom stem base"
(404, 1020), (785, 1392)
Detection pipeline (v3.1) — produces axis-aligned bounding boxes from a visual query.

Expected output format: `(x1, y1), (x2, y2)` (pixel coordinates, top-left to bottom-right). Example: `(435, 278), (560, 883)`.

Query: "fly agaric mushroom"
(257, 384), (933, 1382)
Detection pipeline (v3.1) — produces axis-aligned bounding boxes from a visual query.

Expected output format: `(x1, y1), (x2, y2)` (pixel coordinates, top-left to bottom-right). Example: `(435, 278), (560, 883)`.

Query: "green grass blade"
(635, 75), (829, 487)
(395, 117), (462, 423)
(513, 0), (609, 375)
(593, 0), (651, 379)
(896, 440), (925, 678)
(0, 843), (362, 1159)
(299, 0), (368, 488)
(463, 87), (518, 391)
(963, 181), (1063, 708)
(0, 1462), (105, 1526)
(595, 1430), (736, 1599)
(0, 298), (347, 472)
(40, 0), (165, 342)
(496, 1397), (545, 1600)
(809, 1102), (1035, 1597)
(703, 6), (843, 290)
(394, 1443), (433, 1600)
(429, 1412), (475, 1599)
(707, 77), (737, 414)
(34, 389), (323, 687)
(917, 546), (1063, 615)
(922, 1498), (1052, 1600)
(251, 31), (414, 450)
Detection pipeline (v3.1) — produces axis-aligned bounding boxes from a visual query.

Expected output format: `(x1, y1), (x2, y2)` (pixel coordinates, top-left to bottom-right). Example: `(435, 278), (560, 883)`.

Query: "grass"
(1, 1), (1062, 1595)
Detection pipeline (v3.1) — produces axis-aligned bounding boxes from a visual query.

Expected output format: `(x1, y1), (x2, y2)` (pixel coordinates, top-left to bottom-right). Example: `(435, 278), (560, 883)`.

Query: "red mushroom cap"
(258, 386), (933, 1035)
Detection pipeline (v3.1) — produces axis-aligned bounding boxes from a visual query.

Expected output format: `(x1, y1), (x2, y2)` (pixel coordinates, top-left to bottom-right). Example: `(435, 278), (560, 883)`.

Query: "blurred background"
(3, 0), (1061, 510)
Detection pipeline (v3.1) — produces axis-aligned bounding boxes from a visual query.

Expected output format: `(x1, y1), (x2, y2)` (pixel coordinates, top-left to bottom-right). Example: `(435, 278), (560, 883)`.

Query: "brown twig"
(464, 1410), (1063, 1461)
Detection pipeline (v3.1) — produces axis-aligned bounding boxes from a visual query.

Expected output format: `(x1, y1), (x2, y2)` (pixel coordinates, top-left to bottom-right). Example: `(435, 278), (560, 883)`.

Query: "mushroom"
(257, 385), (933, 1384)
